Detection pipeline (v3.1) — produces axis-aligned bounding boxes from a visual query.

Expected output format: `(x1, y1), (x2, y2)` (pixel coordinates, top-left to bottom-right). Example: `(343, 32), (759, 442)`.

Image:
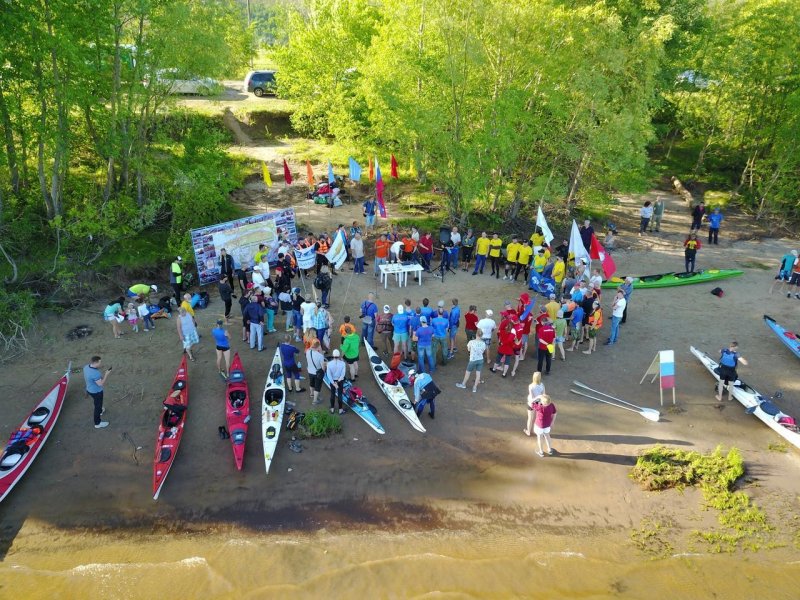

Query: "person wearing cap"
(376, 306), (394, 355)
(476, 309), (497, 364)
(408, 369), (439, 420)
(431, 307), (450, 367)
(619, 277), (633, 324)
(359, 292), (379, 348)
(326, 349), (347, 414)
(127, 283), (157, 301)
(252, 263), (267, 288)
(545, 294), (560, 322)
(211, 320), (231, 379)
(447, 298), (461, 359)
(280, 335), (307, 395)
(311, 302), (330, 352)
(170, 256), (183, 304)
(605, 289), (626, 346)
(244, 296), (265, 352)
(300, 294), (316, 335)
(536, 316), (556, 375)
(583, 300), (603, 355)
(413, 316), (435, 373)
(770, 249), (799, 296)
(217, 276), (234, 320)
(391, 304), (411, 358)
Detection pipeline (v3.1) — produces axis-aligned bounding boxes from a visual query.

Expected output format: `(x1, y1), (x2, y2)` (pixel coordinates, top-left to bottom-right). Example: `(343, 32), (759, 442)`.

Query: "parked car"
(244, 70), (277, 97)
(156, 69), (220, 95)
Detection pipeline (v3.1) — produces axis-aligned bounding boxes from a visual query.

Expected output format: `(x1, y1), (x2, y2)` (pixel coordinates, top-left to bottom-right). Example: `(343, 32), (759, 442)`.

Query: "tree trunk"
(36, 62), (55, 219)
(44, 0), (68, 217)
(0, 80), (20, 195)
(565, 151), (588, 212)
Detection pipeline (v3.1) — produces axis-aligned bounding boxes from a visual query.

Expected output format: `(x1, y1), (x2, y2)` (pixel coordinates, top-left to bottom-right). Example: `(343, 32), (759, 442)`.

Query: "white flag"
(325, 230), (348, 270)
(536, 206), (554, 245)
(568, 220), (591, 269)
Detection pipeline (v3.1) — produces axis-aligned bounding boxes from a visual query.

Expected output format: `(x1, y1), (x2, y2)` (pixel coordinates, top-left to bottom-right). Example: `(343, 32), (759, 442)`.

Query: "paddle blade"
(642, 409), (661, 422)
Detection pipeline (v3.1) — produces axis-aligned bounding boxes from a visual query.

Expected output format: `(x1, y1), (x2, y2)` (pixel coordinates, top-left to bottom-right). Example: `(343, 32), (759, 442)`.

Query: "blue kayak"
(323, 374), (385, 434)
(764, 315), (800, 361)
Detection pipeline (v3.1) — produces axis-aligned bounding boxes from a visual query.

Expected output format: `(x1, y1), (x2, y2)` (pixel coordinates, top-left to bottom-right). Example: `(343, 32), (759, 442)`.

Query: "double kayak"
(602, 269), (742, 289)
(763, 315), (800, 361)
(690, 346), (800, 450)
(153, 356), (189, 500)
(225, 353), (250, 470)
(364, 340), (426, 433)
(262, 347), (286, 475)
(0, 364), (71, 503)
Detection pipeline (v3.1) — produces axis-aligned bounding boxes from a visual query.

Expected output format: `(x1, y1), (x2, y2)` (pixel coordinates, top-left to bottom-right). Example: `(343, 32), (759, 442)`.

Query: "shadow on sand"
(554, 434), (692, 446)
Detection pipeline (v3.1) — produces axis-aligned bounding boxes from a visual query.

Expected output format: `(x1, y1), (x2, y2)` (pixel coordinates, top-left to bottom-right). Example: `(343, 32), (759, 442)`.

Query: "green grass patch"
(300, 410), (343, 438)
(630, 446), (771, 553)
(767, 441), (789, 453)
(737, 260), (772, 270)
(630, 518), (674, 559)
(703, 190), (733, 208)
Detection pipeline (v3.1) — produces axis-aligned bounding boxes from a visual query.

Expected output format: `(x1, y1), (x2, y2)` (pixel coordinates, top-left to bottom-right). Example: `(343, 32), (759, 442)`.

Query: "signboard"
(190, 209), (298, 285)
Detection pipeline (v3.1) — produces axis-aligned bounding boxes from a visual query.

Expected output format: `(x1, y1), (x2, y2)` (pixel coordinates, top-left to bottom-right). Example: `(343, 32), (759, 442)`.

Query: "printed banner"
(190, 209), (298, 285)
(295, 245), (317, 270)
(325, 230), (348, 270)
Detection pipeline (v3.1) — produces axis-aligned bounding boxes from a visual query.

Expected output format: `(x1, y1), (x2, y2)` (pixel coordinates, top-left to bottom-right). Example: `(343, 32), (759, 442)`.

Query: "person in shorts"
(456, 338), (486, 393)
(279, 335), (306, 394)
(716, 341), (748, 402)
(769, 249), (798, 296)
(464, 305), (479, 342)
(391, 304), (410, 358)
(305, 339), (327, 405)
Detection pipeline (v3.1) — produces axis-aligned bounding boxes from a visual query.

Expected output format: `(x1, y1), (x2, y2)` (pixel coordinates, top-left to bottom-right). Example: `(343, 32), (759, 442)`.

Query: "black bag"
(314, 274), (324, 290)
(198, 291), (211, 308)
(421, 381), (441, 400)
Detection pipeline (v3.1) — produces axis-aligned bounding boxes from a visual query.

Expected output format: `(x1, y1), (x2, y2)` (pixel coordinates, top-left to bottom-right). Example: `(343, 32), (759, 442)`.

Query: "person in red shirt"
(374, 234), (391, 278)
(401, 234), (417, 261)
(518, 309), (534, 360)
(536, 317), (556, 375)
(464, 305), (479, 341)
(532, 394), (557, 457)
(491, 322), (520, 377)
(417, 232), (434, 272)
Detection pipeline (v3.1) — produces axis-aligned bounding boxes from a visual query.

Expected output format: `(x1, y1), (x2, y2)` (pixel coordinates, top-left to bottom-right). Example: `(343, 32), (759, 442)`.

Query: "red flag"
(589, 233), (616, 280)
(306, 160), (314, 187)
(283, 159), (293, 185)
(390, 154), (398, 178)
(368, 157), (374, 182)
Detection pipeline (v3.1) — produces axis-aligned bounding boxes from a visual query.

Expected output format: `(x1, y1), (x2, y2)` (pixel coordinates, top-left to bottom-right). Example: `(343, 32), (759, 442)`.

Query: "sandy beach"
(2, 190), (800, 598)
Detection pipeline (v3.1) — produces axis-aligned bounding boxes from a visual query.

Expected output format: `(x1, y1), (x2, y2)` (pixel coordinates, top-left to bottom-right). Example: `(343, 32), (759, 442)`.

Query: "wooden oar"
(569, 388), (660, 422)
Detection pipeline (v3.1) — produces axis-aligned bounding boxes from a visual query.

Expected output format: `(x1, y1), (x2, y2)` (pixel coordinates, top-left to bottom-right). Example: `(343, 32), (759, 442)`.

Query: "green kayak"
(601, 269), (743, 289)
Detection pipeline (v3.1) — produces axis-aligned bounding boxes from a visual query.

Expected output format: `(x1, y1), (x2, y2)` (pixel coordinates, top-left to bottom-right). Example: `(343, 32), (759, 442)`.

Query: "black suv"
(244, 70), (277, 97)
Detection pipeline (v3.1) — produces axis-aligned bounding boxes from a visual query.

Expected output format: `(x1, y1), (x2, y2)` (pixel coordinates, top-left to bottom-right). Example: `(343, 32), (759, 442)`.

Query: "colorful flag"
(568, 219), (591, 269)
(589, 233), (616, 280)
(295, 245), (317, 270)
(327, 160), (335, 184)
(348, 157), (362, 182)
(261, 163), (272, 187)
(536, 206), (554, 245)
(368, 157), (374, 182)
(375, 158), (387, 218)
(306, 160), (314, 187)
(282, 160), (293, 185)
(325, 230), (348, 270)
(390, 154), (398, 178)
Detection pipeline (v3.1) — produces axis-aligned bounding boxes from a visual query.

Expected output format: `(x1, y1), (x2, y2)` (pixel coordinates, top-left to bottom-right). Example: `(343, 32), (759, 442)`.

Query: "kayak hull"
(153, 356), (189, 500)
(225, 353), (250, 471)
(602, 269), (743, 289)
(364, 340), (425, 433)
(0, 366), (70, 503)
(262, 347), (285, 475)
(322, 372), (385, 434)
(690, 346), (800, 450)
(763, 315), (800, 361)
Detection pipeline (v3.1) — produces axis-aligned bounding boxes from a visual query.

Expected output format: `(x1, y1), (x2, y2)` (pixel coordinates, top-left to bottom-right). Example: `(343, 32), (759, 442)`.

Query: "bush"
(300, 410), (343, 438)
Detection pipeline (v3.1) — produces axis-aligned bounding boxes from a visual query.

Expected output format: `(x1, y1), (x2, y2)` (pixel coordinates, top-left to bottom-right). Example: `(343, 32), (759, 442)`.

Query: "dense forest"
(0, 0), (798, 351)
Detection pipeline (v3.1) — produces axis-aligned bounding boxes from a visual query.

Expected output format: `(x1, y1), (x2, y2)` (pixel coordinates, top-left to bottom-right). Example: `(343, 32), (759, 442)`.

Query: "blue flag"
(348, 157), (362, 182)
(327, 161), (335, 184)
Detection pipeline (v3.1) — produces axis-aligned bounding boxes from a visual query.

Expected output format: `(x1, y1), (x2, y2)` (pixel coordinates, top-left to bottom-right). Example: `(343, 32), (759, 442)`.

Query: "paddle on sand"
(571, 381), (661, 422)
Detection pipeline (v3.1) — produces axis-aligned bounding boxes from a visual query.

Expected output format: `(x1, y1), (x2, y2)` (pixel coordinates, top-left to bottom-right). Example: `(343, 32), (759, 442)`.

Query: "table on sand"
(379, 263), (424, 289)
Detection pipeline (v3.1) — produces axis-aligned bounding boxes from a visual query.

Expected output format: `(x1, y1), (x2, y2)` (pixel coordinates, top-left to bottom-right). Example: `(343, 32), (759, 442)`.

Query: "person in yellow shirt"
(253, 244), (269, 266)
(514, 240), (533, 282)
(533, 249), (549, 274)
(552, 256), (566, 289)
(530, 229), (545, 247)
(180, 293), (197, 325)
(488, 233), (503, 279)
(472, 231), (491, 276)
(503, 235), (521, 280)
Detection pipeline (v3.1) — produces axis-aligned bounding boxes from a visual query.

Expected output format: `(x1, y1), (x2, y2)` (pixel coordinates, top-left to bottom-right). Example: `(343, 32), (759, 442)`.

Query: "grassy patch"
(300, 410), (343, 438)
(630, 518), (674, 559)
(630, 446), (771, 553)
(737, 260), (772, 270)
(767, 441), (789, 453)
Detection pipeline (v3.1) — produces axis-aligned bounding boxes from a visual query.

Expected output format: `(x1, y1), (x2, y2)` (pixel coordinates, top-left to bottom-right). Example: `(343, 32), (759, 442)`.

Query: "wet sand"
(2, 191), (800, 597)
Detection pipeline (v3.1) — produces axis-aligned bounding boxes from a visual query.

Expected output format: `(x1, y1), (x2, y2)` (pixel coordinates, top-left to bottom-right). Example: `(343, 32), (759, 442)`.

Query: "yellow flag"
(262, 163), (272, 187)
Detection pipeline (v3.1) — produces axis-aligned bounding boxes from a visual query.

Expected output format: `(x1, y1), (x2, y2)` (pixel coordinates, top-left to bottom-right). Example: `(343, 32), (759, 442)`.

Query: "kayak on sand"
(153, 355), (189, 500)
(763, 315), (800, 361)
(262, 347), (286, 475)
(363, 340), (426, 433)
(225, 352), (250, 471)
(322, 371), (386, 435)
(602, 269), (742, 289)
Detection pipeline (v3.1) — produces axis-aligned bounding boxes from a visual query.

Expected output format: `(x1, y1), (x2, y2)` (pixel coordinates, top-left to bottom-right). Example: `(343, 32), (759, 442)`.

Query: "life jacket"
(317, 239), (329, 254)
(720, 349), (738, 368)
(590, 308), (603, 329)
(390, 352), (402, 369)
(382, 368), (404, 385)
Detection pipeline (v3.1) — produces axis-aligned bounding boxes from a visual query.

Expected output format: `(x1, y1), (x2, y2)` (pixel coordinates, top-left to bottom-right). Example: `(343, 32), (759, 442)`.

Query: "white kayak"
(262, 347), (286, 474)
(690, 345), (800, 450)
(363, 340), (426, 433)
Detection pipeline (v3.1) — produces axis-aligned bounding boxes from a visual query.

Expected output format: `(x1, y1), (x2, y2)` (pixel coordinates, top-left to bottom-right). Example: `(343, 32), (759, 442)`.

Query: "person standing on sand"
(579, 220), (594, 253)
(84, 356), (111, 429)
(684, 232), (701, 273)
(374, 233), (391, 276)
(170, 256), (183, 304)
(363, 197), (377, 231)
(716, 341), (748, 402)
(176, 307), (199, 361)
(359, 292), (379, 348)
(477, 309), (497, 364)
(351, 233), (365, 275)
(280, 335), (306, 395)
(461, 228), (475, 272)
(582, 301), (602, 355)
(789, 252), (800, 300)
(457, 337), (486, 393)
(604, 289), (626, 346)
(212, 320), (231, 379)
(691, 201), (706, 231)
(472, 231), (490, 275)
(417, 231), (434, 272)
(536, 317), (556, 375)
(219, 248), (234, 284)
(103, 297), (125, 339)
(523, 372), (545, 437)
(341, 328), (360, 381)
(707, 207), (724, 244)
(376, 305), (394, 355)
(218, 275), (234, 321)
(650, 197), (665, 232)
(488, 233), (503, 279)
(620, 277), (633, 324)
(326, 349), (347, 415)
(567, 302), (585, 352)
(769, 249), (798, 296)
(244, 296), (265, 352)
(532, 394), (557, 457)
(554, 310), (567, 361)
(306, 339), (326, 405)
(639, 201), (653, 236)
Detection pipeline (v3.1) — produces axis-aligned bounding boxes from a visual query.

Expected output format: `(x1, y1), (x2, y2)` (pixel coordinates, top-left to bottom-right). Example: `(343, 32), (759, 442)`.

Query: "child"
(554, 310), (567, 360)
(339, 315), (356, 342)
(464, 305), (479, 342)
(136, 299), (155, 332)
(127, 303), (139, 333)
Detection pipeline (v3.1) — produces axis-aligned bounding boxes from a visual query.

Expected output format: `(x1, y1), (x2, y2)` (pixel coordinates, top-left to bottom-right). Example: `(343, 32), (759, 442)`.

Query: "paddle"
(570, 383), (661, 422)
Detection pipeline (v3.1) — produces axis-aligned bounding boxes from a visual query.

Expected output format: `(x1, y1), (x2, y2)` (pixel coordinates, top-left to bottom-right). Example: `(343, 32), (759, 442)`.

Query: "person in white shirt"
(589, 269), (603, 292)
(326, 349), (347, 414)
(251, 265), (266, 288)
(350, 233), (365, 274)
(605, 289), (627, 345)
(389, 240), (403, 263)
(639, 201), (654, 236)
(305, 339), (327, 405)
(450, 226), (462, 269)
(411, 226), (420, 242)
(300, 298), (316, 334)
(456, 338), (487, 393)
(476, 309), (497, 364)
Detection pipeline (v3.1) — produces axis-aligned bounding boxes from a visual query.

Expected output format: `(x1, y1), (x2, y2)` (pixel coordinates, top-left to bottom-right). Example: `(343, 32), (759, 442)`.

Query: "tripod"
(432, 252), (456, 283)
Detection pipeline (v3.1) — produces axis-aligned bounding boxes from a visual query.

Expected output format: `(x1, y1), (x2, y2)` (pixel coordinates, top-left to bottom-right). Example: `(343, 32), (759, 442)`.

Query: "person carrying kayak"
(716, 342), (748, 402)
(408, 369), (440, 420)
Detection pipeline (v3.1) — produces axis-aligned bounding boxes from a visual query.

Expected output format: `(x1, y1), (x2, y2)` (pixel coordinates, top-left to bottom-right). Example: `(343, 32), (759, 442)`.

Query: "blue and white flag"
(295, 245), (317, 270)
(327, 160), (335, 184)
(325, 230), (348, 270)
(529, 272), (557, 297)
(348, 157), (362, 182)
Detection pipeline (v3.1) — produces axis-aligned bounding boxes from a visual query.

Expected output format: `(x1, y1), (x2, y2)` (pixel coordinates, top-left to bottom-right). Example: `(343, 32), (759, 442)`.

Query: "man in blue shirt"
(431, 309), (450, 367)
(413, 317), (435, 373)
(391, 304), (410, 358)
(409, 369), (439, 419)
(359, 292), (379, 348)
(279, 335), (306, 394)
(362, 197), (377, 231)
(707, 207), (724, 245)
(244, 297), (265, 351)
(568, 305), (585, 351)
(83, 356), (112, 428)
(420, 298), (435, 321)
(447, 298), (461, 359)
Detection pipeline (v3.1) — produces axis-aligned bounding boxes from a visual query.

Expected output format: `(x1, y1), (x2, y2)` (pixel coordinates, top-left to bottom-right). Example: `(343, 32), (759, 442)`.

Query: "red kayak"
(225, 352), (250, 470)
(0, 364), (71, 503)
(153, 356), (189, 500)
